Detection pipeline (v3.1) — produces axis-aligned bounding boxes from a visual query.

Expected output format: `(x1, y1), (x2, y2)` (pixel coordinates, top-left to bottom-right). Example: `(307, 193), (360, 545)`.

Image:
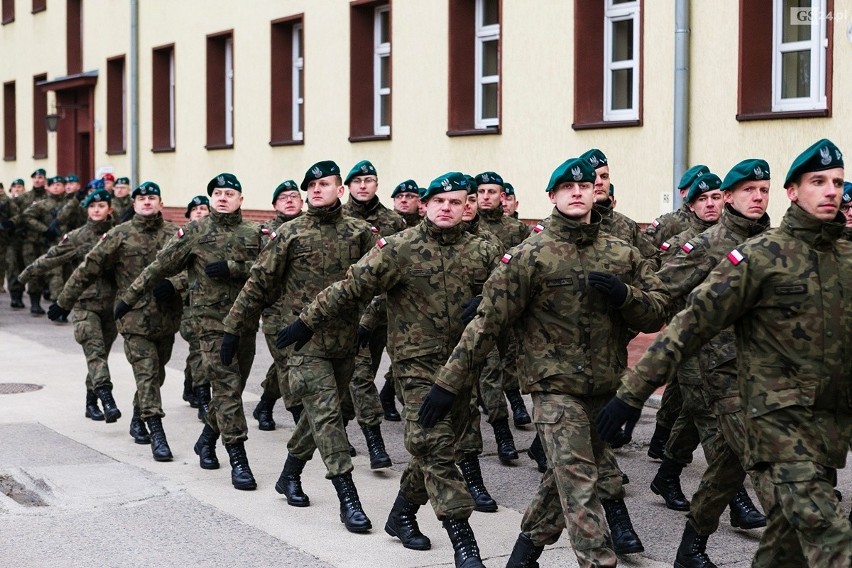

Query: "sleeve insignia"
(176, 228), (185, 238)
(533, 224), (544, 233)
(100, 233), (108, 240)
(501, 253), (513, 264)
(61, 234), (69, 243)
(652, 219), (660, 228)
(377, 237), (388, 249)
(269, 231), (277, 240)
(660, 241), (671, 251)
(726, 249), (745, 265)
(681, 242), (694, 253)
(370, 226), (380, 233)
(261, 227), (271, 235)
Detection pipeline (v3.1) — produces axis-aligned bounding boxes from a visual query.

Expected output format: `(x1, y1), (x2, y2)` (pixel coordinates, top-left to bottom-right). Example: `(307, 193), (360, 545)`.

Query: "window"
(270, 16), (304, 144)
(67, 0), (82, 74)
(474, 0), (499, 129)
(32, 0), (46, 14)
(373, 6), (391, 135)
(33, 74), (47, 159)
(2, 0), (14, 24)
(206, 32), (234, 149)
(107, 56), (126, 154)
(3, 81), (15, 161)
(349, 1), (391, 140)
(152, 45), (175, 151)
(603, 1), (639, 121)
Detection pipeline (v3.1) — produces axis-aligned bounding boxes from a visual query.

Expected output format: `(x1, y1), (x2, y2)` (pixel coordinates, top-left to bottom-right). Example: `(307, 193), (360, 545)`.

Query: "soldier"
(56, 177), (95, 235)
(2, 178), (27, 300)
(841, 181), (852, 239)
(118, 174), (264, 491)
(8, 169), (49, 306)
(28, 189), (118, 422)
(502, 182), (520, 218)
(111, 177), (133, 221)
(9, 178), (25, 198)
(22, 175), (68, 314)
(49, 181), (183, 462)
(598, 139), (852, 568)
(645, 164), (711, 247)
(391, 179), (422, 227)
(222, 161), (375, 532)
(101, 173), (116, 195)
(0, 182), (9, 292)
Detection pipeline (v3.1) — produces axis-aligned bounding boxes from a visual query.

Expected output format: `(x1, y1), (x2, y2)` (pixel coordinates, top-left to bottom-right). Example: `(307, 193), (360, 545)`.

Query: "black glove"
(75, 187), (88, 201)
(44, 221), (60, 241)
(204, 260), (230, 279)
(418, 384), (456, 428)
(461, 296), (483, 325)
(609, 415), (639, 449)
(153, 279), (176, 302)
(220, 332), (240, 365)
(113, 300), (131, 321)
(47, 303), (71, 322)
(596, 396), (642, 444)
(1, 219), (14, 232)
(276, 318), (314, 351)
(587, 271), (628, 307)
(356, 326), (372, 351)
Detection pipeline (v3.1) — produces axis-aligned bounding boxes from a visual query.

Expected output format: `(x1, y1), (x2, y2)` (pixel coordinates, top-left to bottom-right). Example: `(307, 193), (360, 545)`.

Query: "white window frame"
(168, 49), (176, 149)
(603, 0), (640, 122)
(474, 0), (499, 129)
(373, 5), (391, 136)
(224, 36), (234, 146)
(292, 23), (304, 142)
(771, 0), (827, 112)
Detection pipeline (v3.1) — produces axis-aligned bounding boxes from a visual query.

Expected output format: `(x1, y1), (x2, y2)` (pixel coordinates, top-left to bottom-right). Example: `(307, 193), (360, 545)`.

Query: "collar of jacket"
(306, 199), (343, 222)
(721, 203), (770, 238)
(423, 215), (465, 245)
(400, 211), (421, 227)
(687, 211), (717, 233)
(593, 200), (614, 220)
(86, 217), (114, 235)
(131, 211), (164, 231)
(463, 213), (482, 235)
(781, 203), (846, 250)
(547, 207), (601, 247)
(479, 205), (505, 221)
(276, 210), (302, 225)
(345, 195), (380, 218)
(209, 207), (243, 226)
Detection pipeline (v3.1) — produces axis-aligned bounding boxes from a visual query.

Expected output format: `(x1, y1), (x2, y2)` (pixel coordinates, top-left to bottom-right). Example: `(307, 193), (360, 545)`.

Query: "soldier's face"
(32, 174), (46, 188)
(46, 182), (64, 196)
(87, 201), (112, 222)
(348, 176), (379, 202)
(103, 179), (115, 192)
(114, 184), (131, 198)
(418, 200), (427, 217)
(840, 200), (852, 228)
(133, 194), (162, 217)
(477, 184), (504, 211)
(10, 184), (24, 197)
(189, 205), (210, 221)
(211, 188), (243, 214)
(426, 190), (466, 228)
(64, 182), (78, 194)
(786, 168), (845, 221)
(593, 166), (611, 202)
(462, 193), (478, 222)
(503, 194), (518, 215)
(725, 181), (770, 220)
(275, 191), (304, 216)
(306, 176), (344, 208)
(393, 192), (420, 215)
(689, 190), (723, 222)
(550, 182), (594, 222)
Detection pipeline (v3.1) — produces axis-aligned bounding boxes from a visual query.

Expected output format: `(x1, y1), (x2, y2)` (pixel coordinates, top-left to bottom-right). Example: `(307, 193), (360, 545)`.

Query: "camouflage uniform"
(616, 204), (852, 568)
(398, 210), (422, 228)
(56, 194), (87, 232)
(0, 192), (12, 289)
(111, 195), (133, 223)
(433, 208), (669, 566)
(7, 186), (46, 302)
(644, 203), (693, 248)
(594, 200), (660, 267)
(22, 191), (67, 298)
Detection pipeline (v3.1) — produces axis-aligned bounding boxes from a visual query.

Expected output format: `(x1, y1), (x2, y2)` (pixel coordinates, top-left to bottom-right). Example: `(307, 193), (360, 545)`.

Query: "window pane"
(379, 94), (390, 127)
(482, 39), (498, 76)
(482, 83), (498, 119)
(612, 19), (633, 62)
(611, 68), (633, 110)
(782, 0), (813, 42)
(298, 68), (304, 100)
(482, 0), (499, 26)
(781, 49), (811, 98)
(378, 9), (390, 44)
(380, 55), (390, 90)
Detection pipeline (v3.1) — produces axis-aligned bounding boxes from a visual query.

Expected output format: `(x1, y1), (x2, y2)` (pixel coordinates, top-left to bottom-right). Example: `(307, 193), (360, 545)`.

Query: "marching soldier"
(111, 177), (133, 221)
(8, 170), (47, 310)
(22, 174), (68, 314)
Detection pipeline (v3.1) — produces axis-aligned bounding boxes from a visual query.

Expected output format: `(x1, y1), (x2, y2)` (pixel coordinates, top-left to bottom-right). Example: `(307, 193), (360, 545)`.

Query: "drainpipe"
(672, 0), (689, 210)
(130, 0), (139, 186)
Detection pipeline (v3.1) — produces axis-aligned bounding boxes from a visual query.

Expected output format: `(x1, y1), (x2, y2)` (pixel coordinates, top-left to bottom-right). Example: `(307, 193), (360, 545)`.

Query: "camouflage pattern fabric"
(22, 192), (68, 297)
(56, 196), (86, 232)
(180, 316), (206, 389)
(477, 205), (530, 249)
(198, 330), (256, 445)
(644, 203), (693, 247)
(6, 188), (45, 297)
(124, 333), (174, 419)
(111, 195), (132, 223)
(594, 201), (660, 268)
(72, 306), (118, 392)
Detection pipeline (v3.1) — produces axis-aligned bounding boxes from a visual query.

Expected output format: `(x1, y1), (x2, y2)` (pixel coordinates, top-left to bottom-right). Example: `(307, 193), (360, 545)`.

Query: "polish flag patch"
(377, 237), (388, 249)
(652, 219), (660, 228)
(61, 234), (69, 243)
(533, 224), (544, 233)
(501, 253), (513, 264)
(660, 241), (671, 251)
(726, 249), (745, 265)
(681, 242), (694, 253)
(370, 226), (380, 233)
(176, 228), (185, 238)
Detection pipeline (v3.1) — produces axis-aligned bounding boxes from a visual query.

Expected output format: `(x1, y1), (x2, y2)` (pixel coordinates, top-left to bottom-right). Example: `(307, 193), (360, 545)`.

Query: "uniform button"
(710, 360), (716, 366)
(751, 408), (757, 414)
(826, 331), (833, 337)
(577, 365), (584, 371)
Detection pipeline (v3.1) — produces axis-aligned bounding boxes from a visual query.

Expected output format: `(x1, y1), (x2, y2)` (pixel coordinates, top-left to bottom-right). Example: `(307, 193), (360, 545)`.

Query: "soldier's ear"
(786, 185), (799, 204)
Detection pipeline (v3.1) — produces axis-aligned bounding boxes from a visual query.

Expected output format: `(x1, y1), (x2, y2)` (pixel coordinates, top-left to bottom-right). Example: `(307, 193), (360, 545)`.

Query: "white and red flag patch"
(660, 241), (671, 251)
(370, 226), (379, 233)
(377, 237), (388, 249)
(501, 253), (513, 264)
(726, 249), (744, 265)
(681, 242), (694, 253)
(533, 224), (544, 233)
(176, 228), (185, 238)
(651, 219), (660, 228)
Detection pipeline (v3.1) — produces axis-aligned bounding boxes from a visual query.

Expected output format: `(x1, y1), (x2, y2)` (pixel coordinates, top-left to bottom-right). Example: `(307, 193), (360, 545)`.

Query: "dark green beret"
(115, 177), (130, 185)
(464, 175), (478, 195)
(784, 138), (844, 188)
(546, 158), (596, 192)
(11, 178), (24, 186)
(31, 168), (46, 177)
(474, 171), (503, 187)
(132, 181), (161, 198)
(185, 195), (210, 218)
(206, 173), (242, 196)
(391, 179), (419, 198)
(503, 182), (515, 196)
(677, 165), (710, 190)
(422, 172), (471, 200)
(720, 159), (770, 191)
(344, 160), (377, 185)
(685, 173), (722, 203)
(82, 188), (112, 208)
(842, 181), (852, 205)
(301, 160), (340, 190)
(48, 176), (65, 185)
(272, 180), (299, 203)
(65, 174), (80, 183)
(579, 148), (608, 169)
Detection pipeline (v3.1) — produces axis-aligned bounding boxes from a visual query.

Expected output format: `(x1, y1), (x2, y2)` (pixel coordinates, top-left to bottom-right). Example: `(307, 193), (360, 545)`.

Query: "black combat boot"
(182, 376), (199, 408)
(384, 492), (431, 550)
(85, 390), (105, 421)
(601, 498), (644, 554)
(379, 379), (401, 421)
(252, 394), (277, 431)
(195, 384), (211, 422)
(526, 434), (547, 473)
(442, 518), (485, 568)
(330, 473), (372, 533)
(674, 522), (717, 568)
(506, 532), (543, 568)
(193, 424), (220, 470)
(650, 458), (690, 511)
(29, 292), (44, 315)
(505, 388), (531, 427)
(728, 486), (766, 529)
(457, 454), (497, 512)
(94, 386), (121, 423)
(146, 416), (173, 462)
(288, 403), (304, 425)
(225, 442), (257, 490)
(360, 424), (392, 469)
(129, 405), (150, 444)
(275, 453), (310, 506)
(491, 417), (519, 463)
(647, 424), (671, 460)
(10, 290), (25, 309)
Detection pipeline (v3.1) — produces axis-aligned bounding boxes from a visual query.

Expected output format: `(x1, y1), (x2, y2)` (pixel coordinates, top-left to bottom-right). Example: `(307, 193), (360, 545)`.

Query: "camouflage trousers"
(348, 324), (386, 428)
(595, 445), (626, 501)
(655, 369), (683, 430)
(261, 333), (299, 409)
(398, 376), (475, 521)
(665, 357), (715, 465)
(478, 346), (509, 424)
(179, 316), (207, 389)
(123, 333), (175, 420)
(7, 240), (26, 296)
(454, 396), (484, 458)
(72, 306), (117, 392)
(523, 392), (617, 568)
(751, 462), (852, 568)
(199, 331), (256, 445)
(286, 355), (355, 478)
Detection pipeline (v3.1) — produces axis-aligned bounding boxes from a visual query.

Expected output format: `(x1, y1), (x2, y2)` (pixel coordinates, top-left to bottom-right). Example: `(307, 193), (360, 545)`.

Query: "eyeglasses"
(350, 177), (377, 186)
(276, 193), (302, 202)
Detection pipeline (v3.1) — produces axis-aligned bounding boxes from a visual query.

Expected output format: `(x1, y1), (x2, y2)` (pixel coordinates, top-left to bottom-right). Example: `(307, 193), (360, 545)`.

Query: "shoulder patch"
(533, 224), (544, 233)
(100, 233), (108, 241)
(268, 231), (277, 240)
(660, 241), (671, 251)
(176, 228), (185, 238)
(61, 234), (69, 243)
(376, 237), (388, 249)
(726, 249), (745, 265)
(681, 242), (694, 253)
(370, 226), (380, 233)
(652, 219), (660, 228)
(261, 227), (271, 235)
(501, 253), (513, 264)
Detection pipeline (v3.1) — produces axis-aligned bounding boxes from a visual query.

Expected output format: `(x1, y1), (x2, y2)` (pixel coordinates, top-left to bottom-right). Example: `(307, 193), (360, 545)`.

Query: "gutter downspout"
(672, 0), (689, 210)
(130, 0), (139, 187)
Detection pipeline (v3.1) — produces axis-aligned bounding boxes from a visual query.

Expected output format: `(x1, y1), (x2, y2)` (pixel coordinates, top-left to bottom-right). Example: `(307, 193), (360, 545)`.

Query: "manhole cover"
(0, 383), (43, 394)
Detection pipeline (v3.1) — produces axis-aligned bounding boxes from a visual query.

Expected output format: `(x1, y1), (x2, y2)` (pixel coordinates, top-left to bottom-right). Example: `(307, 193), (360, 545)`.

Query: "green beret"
(82, 188), (112, 208)
(344, 160), (377, 185)
(677, 165), (710, 190)
(115, 177), (130, 185)
(272, 180), (299, 203)
(301, 160), (340, 190)
(503, 182), (515, 196)
(464, 174), (478, 195)
(474, 171), (504, 187)
(685, 173), (722, 203)
(132, 181), (161, 198)
(391, 179), (420, 198)
(422, 172), (471, 200)
(720, 159), (770, 191)
(546, 158), (596, 192)
(206, 173), (242, 196)
(784, 139), (844, 188)
(11, 178), (24, 186)
(31, 168), (46, 177)
(185, 195), (210, 218)
(579, 148), (608, 169)
(842, 181), (852, 205)
(65, 174), (80, 183)
(48, 176), (65, 185)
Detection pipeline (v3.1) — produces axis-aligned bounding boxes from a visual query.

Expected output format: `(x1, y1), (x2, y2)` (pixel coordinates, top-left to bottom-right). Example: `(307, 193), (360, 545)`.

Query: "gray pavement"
(1, 303), (849, 567)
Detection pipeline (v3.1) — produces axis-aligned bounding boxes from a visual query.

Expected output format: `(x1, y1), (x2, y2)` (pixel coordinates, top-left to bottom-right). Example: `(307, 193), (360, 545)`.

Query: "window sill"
(3, 156), (16, 162)
(446, 127), (500, 137)
(106, 149), (127, 156)
(269, 139), (304, 147)
(32, 153), (47, 160)
(572, 119), (641, 131)
(31, 7), (46, 14)
(151, 147), (175, 154)
(348, 134), (391, 143)
(2, 18), (14, 25)
(736, 109), (830, 122)
(204, 143), (234, 151)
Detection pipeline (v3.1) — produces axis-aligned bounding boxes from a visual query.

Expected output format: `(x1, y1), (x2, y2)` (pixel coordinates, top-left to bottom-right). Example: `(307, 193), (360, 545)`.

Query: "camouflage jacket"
(111, 195), (133, 224)
(433, 208), (669, 397)
(343, 196), (406, 236)
(10, 187), (46, 232)
(645, 203), (693, 247)
(478, 206), (531, 248)
(301, 218), (500, 383)
(260, 211), (302, 335)
(56, 195), (87, 232)
(618, 204), (852, 469)
(594, 200), (659, 268)
(23, 193), (67, 244)
(657, 212), (716, 263)
(121, 208), (264, 333)
(399, 211), (422, 228)
(222, 200), (375, 358)
(58, 212), (182, 336)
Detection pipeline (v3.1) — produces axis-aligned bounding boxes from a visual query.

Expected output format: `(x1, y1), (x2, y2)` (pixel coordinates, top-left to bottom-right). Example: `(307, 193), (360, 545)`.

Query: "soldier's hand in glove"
(587, 271), (628, 307)
(44, 223), (61, 241)
(356, 326), (372, 352)
(418, 384), (456, 428)
(113, 300), (131, 321)
(609, 416), (639, 449)
(276, 318), (314, 351)
(596, 396), (641, 443)
(204, 260), (230, 279)
(47, 303), (71, 322)
(220, 332), (240, 365)
(153, 279), (176, 302)
(461, 296), (483, 325)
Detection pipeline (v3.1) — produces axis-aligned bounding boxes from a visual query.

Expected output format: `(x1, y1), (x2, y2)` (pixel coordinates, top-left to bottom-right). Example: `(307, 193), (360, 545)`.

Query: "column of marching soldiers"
(1, 140), (850, 568)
